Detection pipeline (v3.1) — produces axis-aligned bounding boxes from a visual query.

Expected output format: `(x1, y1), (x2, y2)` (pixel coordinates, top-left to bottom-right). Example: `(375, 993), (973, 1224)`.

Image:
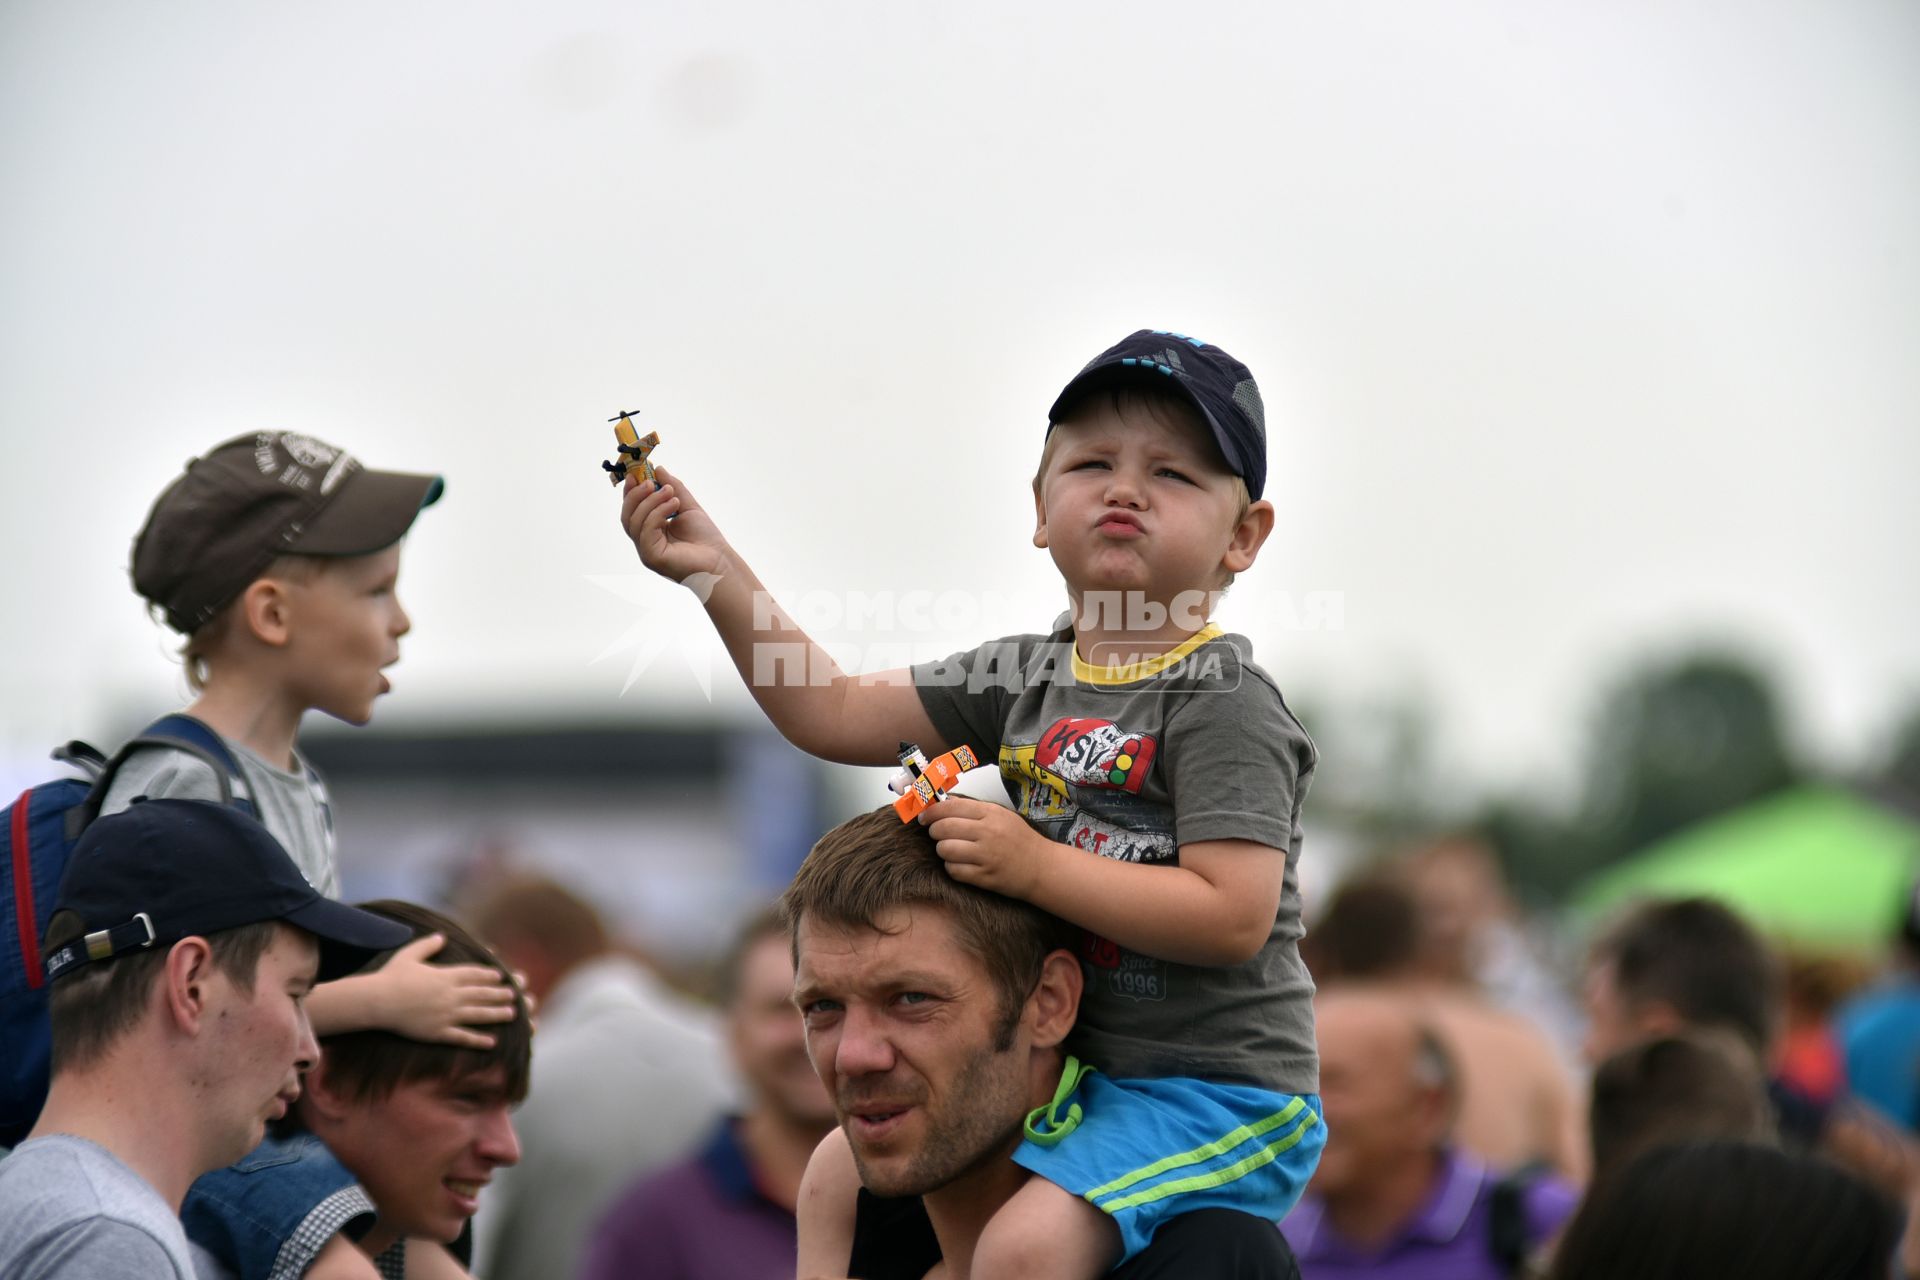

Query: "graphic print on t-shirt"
(996, 716), (1175, 1002)
(1034, 717), (1158, 791)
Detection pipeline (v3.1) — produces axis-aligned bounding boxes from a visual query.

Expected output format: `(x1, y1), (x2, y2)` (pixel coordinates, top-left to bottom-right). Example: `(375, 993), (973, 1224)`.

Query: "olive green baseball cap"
(133, 431), (444, 633)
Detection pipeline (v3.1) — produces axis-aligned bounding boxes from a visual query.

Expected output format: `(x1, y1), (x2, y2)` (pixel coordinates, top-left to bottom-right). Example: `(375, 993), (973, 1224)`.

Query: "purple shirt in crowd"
(580, 1119), (796, 1280)
(1281, 1147), (1578, 1280)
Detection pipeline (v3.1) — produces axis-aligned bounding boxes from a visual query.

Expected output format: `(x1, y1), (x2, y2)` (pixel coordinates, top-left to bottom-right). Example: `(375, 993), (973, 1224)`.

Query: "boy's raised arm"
(622, 465), (945, 767)
(306, 934), (518, 1046)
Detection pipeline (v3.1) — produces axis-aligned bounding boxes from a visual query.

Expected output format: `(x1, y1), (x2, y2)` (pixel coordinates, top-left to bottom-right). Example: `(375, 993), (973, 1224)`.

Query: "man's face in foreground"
(197, 924), (321, 1165)
(793, 906), (1032, 1197)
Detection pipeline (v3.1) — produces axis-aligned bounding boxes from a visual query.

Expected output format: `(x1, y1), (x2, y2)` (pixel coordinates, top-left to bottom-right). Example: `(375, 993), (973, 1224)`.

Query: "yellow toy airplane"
(889, 742), (982, 823)
(601, 410), (662, 487)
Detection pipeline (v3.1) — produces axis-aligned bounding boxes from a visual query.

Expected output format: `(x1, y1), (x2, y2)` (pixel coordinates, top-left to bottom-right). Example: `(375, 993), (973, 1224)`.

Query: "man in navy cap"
(0, 799), (410, 1279)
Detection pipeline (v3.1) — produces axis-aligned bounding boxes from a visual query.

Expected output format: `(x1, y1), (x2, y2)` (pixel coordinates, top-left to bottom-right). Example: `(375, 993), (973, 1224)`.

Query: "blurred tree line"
(1302, 650), (1920, 905)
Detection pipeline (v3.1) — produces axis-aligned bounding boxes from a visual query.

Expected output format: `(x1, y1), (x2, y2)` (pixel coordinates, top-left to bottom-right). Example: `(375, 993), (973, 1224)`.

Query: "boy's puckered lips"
(1048, 329), (1268, 502)
(132, 431), (443, 633)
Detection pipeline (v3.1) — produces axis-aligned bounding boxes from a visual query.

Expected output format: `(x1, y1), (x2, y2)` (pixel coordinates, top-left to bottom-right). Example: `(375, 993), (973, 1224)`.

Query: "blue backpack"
(1, 715), (251, 1148)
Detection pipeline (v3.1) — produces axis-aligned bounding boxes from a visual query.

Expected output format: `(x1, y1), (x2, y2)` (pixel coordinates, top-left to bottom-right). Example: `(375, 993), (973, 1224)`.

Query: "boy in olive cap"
(623, 331), (1322, 1275)
(107, 432), (516, 1050)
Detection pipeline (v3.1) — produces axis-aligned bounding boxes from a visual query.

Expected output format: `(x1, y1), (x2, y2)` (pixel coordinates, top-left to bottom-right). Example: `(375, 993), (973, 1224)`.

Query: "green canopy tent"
(1573, 786), (1920, 951)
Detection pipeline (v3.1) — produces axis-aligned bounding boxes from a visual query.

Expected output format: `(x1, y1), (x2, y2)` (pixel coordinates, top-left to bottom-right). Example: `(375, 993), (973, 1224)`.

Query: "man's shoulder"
(0, 1138), (192, 1277)
(848, 1196), (1298, 1280)
(1, 1214), (193, 1278)
(1, 1135), (153, 1211)
(600, 1148), (715, 1220)
(1116, 1208), (1299, 1278)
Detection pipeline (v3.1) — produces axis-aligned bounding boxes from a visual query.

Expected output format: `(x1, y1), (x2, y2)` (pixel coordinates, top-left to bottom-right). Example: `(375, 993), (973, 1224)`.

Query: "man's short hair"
(1302, 872), (1421, 981)
(1591, 898), (1781, 1055)
(314, 900), (532, 1105)
(43, 912), (280, 1073)
(461, 873), (611, 973)
(779, 809), (1076, 1046)
(1589, 1032), (1775, 1182)
(715, 905), (790, 1009)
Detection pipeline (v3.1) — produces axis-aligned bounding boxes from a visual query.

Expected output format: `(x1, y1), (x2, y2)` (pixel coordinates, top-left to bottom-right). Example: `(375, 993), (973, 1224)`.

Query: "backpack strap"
(77, 714), (256, 832)
(49, 741), (109, 779)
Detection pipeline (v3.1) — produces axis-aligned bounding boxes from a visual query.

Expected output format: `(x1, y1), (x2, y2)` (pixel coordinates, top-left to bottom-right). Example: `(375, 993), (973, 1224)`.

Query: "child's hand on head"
(367, 933), (520, 1049)
(920, 797), (1056, 901)
(621, 465), (729, 590)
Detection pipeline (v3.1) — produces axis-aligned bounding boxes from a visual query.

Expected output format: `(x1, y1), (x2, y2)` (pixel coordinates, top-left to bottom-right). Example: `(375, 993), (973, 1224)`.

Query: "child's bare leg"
(796, 1127), (863, 1279)
(969, 1174), (1120, 1280)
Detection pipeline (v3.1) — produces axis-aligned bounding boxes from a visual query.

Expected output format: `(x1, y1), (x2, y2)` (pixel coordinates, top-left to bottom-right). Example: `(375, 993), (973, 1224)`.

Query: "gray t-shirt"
(100, 739), (338, 898)
(913, 624), (1319, 1094)
(0, 1135), (198, 1279)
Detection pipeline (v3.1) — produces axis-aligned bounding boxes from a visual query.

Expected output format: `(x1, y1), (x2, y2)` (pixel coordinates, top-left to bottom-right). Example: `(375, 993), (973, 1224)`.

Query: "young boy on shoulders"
(622, 331), (1324, 1276)
(108, 431), (516, 1046)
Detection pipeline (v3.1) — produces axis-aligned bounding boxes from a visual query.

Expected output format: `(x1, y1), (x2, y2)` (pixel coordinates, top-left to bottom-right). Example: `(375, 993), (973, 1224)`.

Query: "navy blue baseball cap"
(1047, 329), (1268, 501)
(44, 799), (411, 983)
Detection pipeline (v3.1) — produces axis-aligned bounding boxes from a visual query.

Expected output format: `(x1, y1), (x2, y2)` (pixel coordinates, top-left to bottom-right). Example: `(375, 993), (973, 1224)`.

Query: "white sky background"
(3, 1), (1917, 808)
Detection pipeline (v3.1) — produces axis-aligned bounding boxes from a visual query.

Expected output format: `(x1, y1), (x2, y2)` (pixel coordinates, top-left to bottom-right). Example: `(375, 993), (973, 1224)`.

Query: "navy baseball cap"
(44, 799), (412, 983)
(1047, 329), (1268, 501)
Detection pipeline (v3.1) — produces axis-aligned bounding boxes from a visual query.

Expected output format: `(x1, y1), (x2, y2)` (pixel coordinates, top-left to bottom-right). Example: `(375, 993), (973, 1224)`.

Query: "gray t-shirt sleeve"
(912, 634), (1047, 760)
(98, 748), (229, 816)
(24, 1216), (192, 1278)
(1161, 667), (1313, 851)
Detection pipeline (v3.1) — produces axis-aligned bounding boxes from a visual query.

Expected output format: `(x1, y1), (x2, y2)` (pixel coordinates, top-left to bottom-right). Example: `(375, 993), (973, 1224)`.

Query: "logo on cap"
(280, 434), (339, 470)
(251, 431), (358, 496)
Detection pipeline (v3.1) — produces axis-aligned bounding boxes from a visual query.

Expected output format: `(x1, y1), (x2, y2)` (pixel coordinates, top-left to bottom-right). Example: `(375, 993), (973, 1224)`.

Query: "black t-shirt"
(847, 1190), (1300, 1279)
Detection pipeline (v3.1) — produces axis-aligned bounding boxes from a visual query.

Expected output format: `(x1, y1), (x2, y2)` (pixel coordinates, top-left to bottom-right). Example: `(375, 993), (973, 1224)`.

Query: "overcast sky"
(3, 0), (1916, 806)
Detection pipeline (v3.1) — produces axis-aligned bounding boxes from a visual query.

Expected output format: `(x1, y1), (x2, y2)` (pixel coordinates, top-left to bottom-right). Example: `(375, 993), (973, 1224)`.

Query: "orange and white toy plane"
(601, 409), (661, 487)
(889, 742), (982, 823)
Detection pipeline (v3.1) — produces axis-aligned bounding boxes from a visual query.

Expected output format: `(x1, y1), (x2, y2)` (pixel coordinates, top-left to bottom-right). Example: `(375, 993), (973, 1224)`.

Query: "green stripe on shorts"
(1084, 1096), (1314, 1207)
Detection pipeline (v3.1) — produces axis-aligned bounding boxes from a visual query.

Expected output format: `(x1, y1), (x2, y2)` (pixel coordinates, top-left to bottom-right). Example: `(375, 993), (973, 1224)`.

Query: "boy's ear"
(1031, 478), (1050, 550)
(238, 577), (295, 648)
(1221, 499), (1276, 575)
(301, 1058), (352, 1125)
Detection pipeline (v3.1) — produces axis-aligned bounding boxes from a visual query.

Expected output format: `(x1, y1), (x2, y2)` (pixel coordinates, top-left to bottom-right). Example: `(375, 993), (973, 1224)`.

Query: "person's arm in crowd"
(1814, 1099), (1920, 1279)
(305, 1234), (381, 1279)
(402, 1239), (475, 1278)
(1822, 1098), (1915, 1199)
(795, 1129), (862, 1280)
(306, 934), (518, 1047)
(621, 466), (944, 767)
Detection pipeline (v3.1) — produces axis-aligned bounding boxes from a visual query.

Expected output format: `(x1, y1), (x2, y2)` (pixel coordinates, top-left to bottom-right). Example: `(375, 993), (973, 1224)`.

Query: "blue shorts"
(1012, 1058), (1324, 1263)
